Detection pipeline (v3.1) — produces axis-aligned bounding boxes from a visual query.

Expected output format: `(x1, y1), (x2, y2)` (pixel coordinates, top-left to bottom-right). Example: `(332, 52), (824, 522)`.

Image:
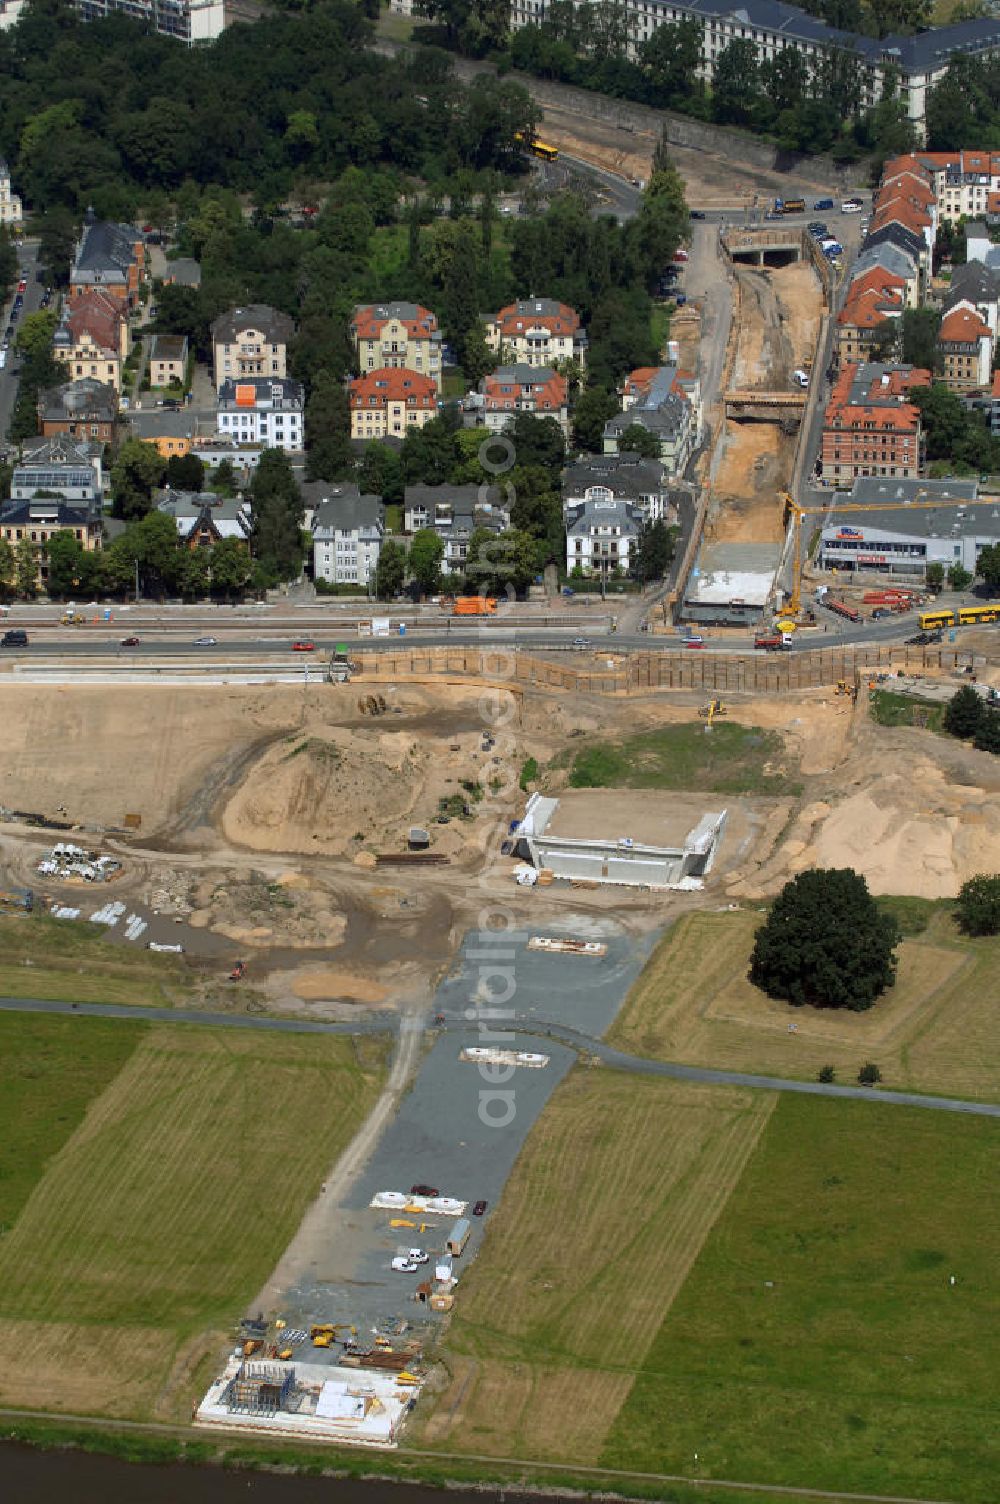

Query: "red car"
(683, 639), (705, 649)
(673, 249), (690, 262)
(17, 279), (26, 293)
(292, 639), (315, 652)
(229, 960), (247, 981)
(120, 635), (140, 647)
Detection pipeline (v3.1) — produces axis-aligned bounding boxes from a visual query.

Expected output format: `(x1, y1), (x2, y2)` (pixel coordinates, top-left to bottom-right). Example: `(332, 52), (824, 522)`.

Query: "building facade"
(156, 491), (252, 547)
(819, 362), (928, 486)
(53, 290), (129, 392)
(938, 305), (992, 391)
(565, 497), (642, 577)
(12, 437), (103, 502)
(128, 410), (195, 458)
(818, 478), (993, 577)
(38, 379), (118, 443)
(485, 298), (586, 369)
(479, 365), (569, 434)
(604, 365), (699, 471)
(68, 219), (145, 308)
(0, 158), (22, 226)
(349, 369), (438, 441)
(212, 305), (295, 391)
(312, 488), (384, 588)
(73, 0), (226, 43)
(149, 334), (189, 388)
(0, 497), (103, 588)
(403, 484), (510, 573)
(350, 302), (443, 392)
(562, 454), (678, 524)
(216, 378), (304, 451)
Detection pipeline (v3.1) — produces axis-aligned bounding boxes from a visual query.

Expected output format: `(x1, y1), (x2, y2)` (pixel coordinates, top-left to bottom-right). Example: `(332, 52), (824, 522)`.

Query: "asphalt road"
(0, 238), (43, 448)
(4, 996), (997, 1116)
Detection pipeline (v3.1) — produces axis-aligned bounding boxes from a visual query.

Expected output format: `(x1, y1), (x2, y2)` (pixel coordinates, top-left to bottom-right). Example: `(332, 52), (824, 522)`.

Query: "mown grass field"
(601, 1093), (1000, 1503)
(608, 908), (1000, 1100)
(559, 723), (798, 796)
(0, 912), (193, 1006)
(0, 1020), (386, 1419)
(418, 1071), (775, 1463)
(0, 1011), (144, 1233)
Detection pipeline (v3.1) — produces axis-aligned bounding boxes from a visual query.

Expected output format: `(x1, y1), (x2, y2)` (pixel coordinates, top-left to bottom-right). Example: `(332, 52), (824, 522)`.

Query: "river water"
(1, 1442), (510, 1503)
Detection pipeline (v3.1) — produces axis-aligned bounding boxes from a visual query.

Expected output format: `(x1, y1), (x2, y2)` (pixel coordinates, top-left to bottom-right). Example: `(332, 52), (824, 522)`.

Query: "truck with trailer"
(825, 598), (860, 622)
(754, 633), (792, 651)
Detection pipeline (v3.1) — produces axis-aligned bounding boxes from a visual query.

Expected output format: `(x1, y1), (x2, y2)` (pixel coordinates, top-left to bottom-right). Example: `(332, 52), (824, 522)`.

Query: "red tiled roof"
(939, 306), (990, 343)
(491, 301), (580, 338)
(349, 369), (437, 408)
(64, 290), (124, 356)
(481, 369), (567, 412)
(351, 304), (439, 342)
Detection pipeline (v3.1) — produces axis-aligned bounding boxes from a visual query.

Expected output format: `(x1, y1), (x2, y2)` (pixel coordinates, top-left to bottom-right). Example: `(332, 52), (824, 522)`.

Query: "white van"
(841, 199), (863, 213)
(792, 369), (810, 388)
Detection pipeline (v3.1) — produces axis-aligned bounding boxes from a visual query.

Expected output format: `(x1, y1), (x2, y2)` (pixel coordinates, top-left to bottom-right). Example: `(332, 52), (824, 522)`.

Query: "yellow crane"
(779, 489), (952, 617)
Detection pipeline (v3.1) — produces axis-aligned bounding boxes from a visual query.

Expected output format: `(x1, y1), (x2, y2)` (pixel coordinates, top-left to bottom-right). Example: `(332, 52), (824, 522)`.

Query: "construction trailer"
(447, 1218), (471, 1256)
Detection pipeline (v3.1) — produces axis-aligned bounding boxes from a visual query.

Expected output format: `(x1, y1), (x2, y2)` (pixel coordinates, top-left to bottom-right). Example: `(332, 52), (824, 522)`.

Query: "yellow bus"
(515, 131), (559, 161)
(957, 604), (1000, 626)
(918, 609), (955, 630)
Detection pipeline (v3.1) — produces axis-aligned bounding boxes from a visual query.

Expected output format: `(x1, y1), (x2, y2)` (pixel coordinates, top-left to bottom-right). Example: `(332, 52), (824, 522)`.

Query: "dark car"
(410, 1183), (439, 1198)
(1, 629), (27, 647)
(813, 197), (834, 211)
(119, 635), (141, 647)
(689, 209), (706, 220)
(473, 1200), (488, 1216)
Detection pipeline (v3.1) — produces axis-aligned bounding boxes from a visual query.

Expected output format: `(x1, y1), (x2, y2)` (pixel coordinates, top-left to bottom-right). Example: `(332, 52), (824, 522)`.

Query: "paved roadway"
(3, 995), (996, 1117)
(0, 239), (43, 449)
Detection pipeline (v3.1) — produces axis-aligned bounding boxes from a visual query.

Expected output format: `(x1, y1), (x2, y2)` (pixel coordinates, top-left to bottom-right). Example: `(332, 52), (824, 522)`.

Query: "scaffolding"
(223, 1360), (295, 1415)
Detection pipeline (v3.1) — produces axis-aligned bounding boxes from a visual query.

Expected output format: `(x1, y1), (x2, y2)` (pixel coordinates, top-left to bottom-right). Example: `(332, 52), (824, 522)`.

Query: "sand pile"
(222, 730), (424, 856)
(731, 758), (1000, 900)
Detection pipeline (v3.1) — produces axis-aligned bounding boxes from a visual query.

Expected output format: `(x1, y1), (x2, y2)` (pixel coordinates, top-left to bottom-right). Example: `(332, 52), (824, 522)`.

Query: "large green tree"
(250, 449), (305, 584)
(408, 527), (445, 596)
(944, 683), (986, 740)
(748, 868), (900, 1012)
(111, 439), (167, 522)
(374, 538), (406, 599)
(955, 873), (1000, 935)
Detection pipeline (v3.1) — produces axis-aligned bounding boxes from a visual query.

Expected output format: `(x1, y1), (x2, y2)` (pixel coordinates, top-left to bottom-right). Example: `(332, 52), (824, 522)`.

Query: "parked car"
(1, 629), (27, 647)
(813, 198), (834, 211)
(119, 635), (141, 647)
(689, 209), (706, 220)
(292, 639), (315, 651)
(410, 1183), (439, 1197)
(792, 368), (810, 388)
(193, 635), (218, 646)
(673, 248), (690, 262)
(572, 636), (590, 648)
(675, 294), (687, 307)
(391, 1256), (419, 1273)
(407, 1248), (429, 1264)
(841, 198), (864, 213)
(473, 1199), (488, 1216)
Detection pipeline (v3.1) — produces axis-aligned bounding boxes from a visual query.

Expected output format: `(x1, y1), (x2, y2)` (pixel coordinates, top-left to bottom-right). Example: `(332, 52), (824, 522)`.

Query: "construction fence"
(353, 644), (982, 696)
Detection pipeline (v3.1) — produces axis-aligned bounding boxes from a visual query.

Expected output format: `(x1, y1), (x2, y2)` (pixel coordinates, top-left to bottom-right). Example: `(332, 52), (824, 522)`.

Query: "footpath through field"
(3, 996), (998, 1118)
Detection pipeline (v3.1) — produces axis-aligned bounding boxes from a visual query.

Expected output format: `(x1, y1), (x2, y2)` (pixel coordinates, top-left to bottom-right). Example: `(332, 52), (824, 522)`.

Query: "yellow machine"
(278, 1348), (294, 1361)
(312, 1332), (333, 1348)
(390, 1218), (416, 1229)
(698, 699), (727, 728)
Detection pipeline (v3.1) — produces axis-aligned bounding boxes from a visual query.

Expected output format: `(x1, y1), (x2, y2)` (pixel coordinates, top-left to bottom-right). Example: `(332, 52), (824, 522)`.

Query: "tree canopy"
(955, 873), (1000, 936)
(748, 868), (900, 1011)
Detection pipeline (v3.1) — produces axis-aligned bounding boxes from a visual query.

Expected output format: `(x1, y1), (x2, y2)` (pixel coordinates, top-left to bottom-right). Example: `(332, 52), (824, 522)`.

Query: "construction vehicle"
(451, 596), (497, 616)
(312, 1332), (334, 1348)
(835, 680), (851, 695)
(825, 598), (860, 622)
(754, 633), (791, 651)
(242, 1339), (263, 1357)
(278, 1348), (294, 1361)
(780, 490), (954, 619)
(698, 699), (727, 721)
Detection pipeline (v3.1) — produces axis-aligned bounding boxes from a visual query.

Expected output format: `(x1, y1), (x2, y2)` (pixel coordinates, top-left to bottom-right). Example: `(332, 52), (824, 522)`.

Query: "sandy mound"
(291, 968), (387, 1004)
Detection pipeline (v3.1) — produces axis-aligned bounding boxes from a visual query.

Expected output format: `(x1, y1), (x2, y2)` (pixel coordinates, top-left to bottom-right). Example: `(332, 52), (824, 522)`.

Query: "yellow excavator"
(698, 699), (727, 727)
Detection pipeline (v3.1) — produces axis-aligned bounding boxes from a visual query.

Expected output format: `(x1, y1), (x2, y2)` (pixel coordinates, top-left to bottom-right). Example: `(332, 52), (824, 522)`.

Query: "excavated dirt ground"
(710, 262), (823, 547)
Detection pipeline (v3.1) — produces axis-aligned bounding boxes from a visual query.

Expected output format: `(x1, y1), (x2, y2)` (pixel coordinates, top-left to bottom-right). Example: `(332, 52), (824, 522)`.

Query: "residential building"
(216, 378), (304, 451)
(988, 369), (1000, 437)
(128, 410), (196, 459)
(149, 334), (189, 388)
(37, 378), (118, 443)
(819, 362), (929, 487)
(836, 268), (907, 367)
(938, 304), (993, 391)
(73, 0), (226, 43)
(156, 491), (252, 548)
(163, 257), (202, 288)
(0, 497), (103, 588)
(403, 484), (510, 573)
(0, 158), (22, 227)
(211, 305), (295, 390)
(68, 217), (145, 308)
(818, 477), (993, 577)
(485, 298), (587, 369)
(0, 2), (28, 30)
(851, 242), (922, 308)
(53, 289), (129, 391)
(562, 454), (679, 524)
(479, 365), (569, 435)
(510, 4), (1000, 136)
(565, 498), (642, 577)
(349, 369), (438, 441)
(312, 487), (384, 588)
(603, 365), (699, 472)
(12, 436), (103, 502)
(350, 302), (443, 391)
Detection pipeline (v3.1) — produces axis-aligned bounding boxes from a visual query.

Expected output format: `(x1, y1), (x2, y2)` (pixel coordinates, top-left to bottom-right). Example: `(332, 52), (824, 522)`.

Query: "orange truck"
(451, 597), (497, 616)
